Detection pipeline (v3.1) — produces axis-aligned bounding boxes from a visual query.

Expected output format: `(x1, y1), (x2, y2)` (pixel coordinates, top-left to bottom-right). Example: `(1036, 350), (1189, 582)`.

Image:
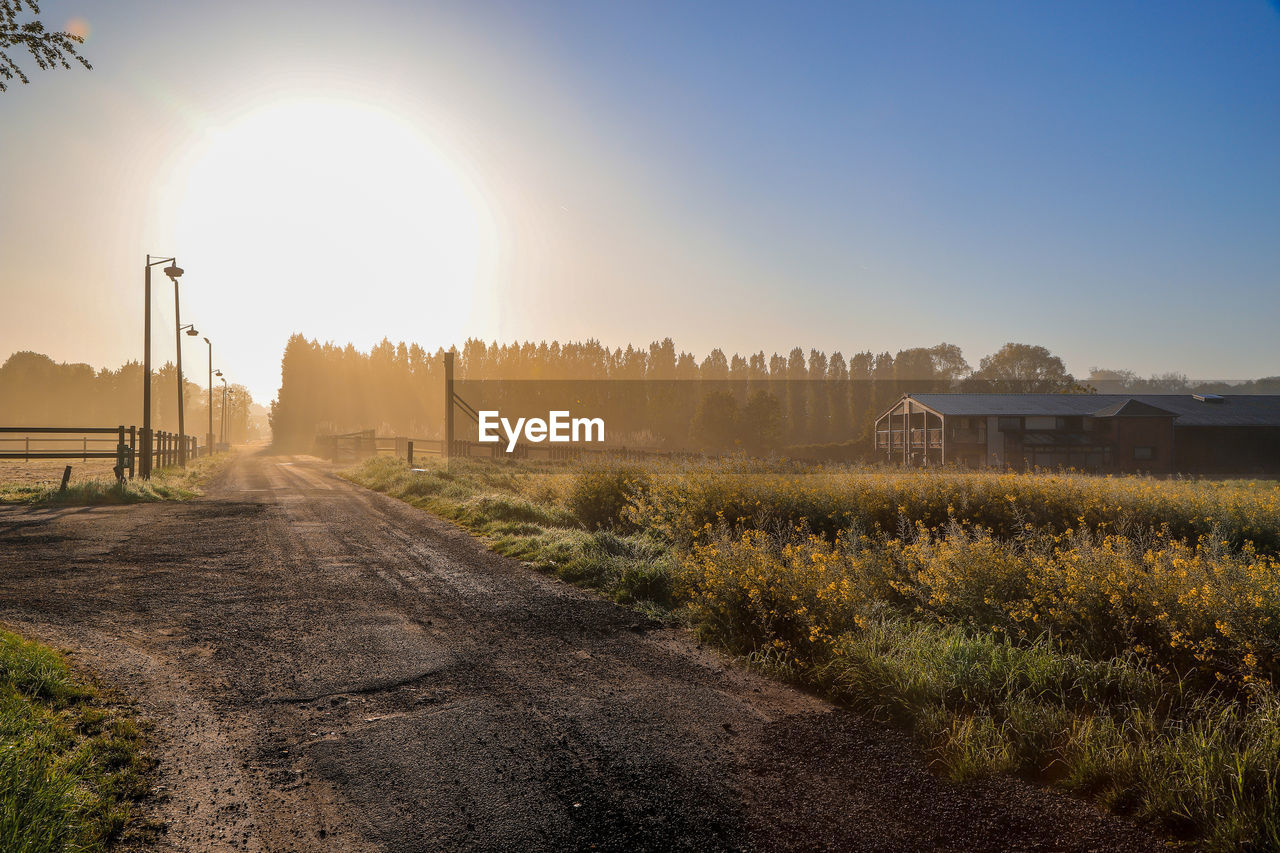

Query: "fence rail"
(875, 428), (943, 450)
(0, 426), (202, 477)
(315, 431), (664, 465)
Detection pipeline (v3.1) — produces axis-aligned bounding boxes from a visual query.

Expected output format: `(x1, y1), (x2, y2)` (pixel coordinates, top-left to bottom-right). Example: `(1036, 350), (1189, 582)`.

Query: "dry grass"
(0, 452), (235, 505)
(0, 459), (121, 487)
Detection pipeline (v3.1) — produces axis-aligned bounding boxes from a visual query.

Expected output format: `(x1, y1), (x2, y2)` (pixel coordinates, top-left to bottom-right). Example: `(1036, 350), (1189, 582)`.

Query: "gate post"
(443, 352), (454, 466)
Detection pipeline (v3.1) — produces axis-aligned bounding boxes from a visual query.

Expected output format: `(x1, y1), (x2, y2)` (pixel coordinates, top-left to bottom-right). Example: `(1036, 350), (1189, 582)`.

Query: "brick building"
(874, 394), (1280, 475)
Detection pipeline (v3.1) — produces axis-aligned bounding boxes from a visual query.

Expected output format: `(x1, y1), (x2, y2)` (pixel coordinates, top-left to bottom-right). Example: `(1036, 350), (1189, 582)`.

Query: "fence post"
(115, 426), (127, 484)
(443, 352), (454, 467)
(407, 440), (414, 465)
(129, 426), (136, 479)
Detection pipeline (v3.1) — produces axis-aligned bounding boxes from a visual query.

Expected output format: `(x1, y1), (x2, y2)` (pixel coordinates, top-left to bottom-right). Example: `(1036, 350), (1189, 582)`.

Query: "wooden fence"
(314, 430), (663, 465)
(0, 426), (201, 477)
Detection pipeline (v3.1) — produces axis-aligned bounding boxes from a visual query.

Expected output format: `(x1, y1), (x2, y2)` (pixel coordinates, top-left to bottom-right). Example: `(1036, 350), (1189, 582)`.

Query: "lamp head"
(186, 328), (200, 337)
(163, 264), (184, 280)
(203, 337), (209, 344)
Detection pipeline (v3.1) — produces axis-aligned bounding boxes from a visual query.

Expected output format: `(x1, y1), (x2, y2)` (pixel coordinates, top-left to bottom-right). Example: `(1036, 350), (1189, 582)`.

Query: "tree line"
(268, 335), (1275, 453)
(0, 351), (258, 442)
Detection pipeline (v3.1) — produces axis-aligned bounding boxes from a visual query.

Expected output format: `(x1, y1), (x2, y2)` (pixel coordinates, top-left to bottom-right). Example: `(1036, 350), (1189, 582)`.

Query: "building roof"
(1089, 399), (1178, 418)
(904, 394), (1280, 427)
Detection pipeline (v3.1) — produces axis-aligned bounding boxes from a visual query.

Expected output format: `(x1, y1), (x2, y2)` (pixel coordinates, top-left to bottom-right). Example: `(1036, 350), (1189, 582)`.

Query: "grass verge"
(0, 451), (235, 506)
(0, 626), (152, 852)
(341, 456), (678, 619)
(343, 455), (1280, 850)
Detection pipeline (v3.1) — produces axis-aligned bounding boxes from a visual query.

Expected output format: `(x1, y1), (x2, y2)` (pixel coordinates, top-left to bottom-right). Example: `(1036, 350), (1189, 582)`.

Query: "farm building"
(874, 393), (1280, 475)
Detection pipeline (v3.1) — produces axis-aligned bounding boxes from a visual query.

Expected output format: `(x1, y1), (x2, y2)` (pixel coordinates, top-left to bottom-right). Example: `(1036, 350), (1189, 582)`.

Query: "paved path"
(0, 453), (1162, 852)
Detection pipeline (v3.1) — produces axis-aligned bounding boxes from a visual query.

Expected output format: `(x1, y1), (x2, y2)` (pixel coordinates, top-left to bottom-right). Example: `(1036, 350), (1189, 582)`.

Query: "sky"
(2, 0), (1278, 405)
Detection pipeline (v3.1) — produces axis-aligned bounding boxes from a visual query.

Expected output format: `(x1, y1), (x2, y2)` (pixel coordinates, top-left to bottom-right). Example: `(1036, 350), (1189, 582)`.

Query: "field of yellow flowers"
(347, 456), (1280, 850)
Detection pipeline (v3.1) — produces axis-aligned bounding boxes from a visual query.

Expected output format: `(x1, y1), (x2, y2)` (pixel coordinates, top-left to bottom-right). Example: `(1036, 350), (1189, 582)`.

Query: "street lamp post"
(179, 324), (200, 459)
(216, 372), (228, 445)
(203, 337), (214, 453)
(142, 256), (183, 479)
(173, 276), (195, 466)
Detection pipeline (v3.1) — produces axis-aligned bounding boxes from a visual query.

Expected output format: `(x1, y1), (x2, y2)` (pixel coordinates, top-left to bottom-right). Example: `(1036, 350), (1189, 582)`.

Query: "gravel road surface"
(0, 453), (1164, 852)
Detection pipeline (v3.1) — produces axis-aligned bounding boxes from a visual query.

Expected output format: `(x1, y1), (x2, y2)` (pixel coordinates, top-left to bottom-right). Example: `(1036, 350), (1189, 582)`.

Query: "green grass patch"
(810, 619), (1280, 848)
(0, 627), (152, 852)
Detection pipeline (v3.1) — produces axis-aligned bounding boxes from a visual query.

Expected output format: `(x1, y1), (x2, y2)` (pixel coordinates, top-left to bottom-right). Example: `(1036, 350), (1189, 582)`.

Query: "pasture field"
(0, 459), (121, 486)
(346, 456), (1280, 851)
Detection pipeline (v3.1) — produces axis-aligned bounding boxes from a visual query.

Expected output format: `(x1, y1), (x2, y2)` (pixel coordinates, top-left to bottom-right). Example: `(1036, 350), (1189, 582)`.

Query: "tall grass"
(0, 628), (151, 852)
(345, 455), (1280, 849)
(628, 463), (1280, 553)
(0, 451), (233, 505)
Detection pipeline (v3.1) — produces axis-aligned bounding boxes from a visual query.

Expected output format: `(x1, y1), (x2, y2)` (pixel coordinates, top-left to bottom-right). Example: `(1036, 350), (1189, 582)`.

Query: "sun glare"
(168, 99), (497, 350)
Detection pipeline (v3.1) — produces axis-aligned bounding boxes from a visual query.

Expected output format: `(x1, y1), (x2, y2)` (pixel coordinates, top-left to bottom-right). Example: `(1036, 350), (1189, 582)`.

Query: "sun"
(166, 99), (498, 354)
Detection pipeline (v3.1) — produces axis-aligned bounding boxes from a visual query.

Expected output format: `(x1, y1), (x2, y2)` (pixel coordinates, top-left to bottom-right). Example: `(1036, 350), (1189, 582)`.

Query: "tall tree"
(964, 343), (1077, 393)
(1, 1), (90, 91)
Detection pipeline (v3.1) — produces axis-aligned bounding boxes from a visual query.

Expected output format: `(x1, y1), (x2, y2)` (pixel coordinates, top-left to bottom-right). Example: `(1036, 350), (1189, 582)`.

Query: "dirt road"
(0, 453), (1162, 852)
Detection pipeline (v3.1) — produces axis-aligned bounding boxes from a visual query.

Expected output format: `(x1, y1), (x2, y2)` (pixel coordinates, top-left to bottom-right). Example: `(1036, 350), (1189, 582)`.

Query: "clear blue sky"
(2, 1), (1278, 403)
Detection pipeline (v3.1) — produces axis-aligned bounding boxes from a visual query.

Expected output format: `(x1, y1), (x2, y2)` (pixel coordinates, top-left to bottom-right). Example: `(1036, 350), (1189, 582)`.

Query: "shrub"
(566, 464), (652, 530)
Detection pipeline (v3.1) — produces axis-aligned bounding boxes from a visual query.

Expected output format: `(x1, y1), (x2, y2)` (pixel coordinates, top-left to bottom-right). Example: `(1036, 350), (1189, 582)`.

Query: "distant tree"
(1087, 368), (1192, 394)
(740, 390), (783, 454)
(1, 1), (90, 92)
(807, 349), (828, 442)
(963, 343), (1078, 393)
(691, 390), (739, 451)
(827, 352), (851, 439)
(892, 347), (935, 381)
(927, 343), (970, 385)
(1086, 367), (1138, 393)
(700, 348), (729, 381)
(786, 347), (807, 442)
(1139, 372), (1190, 393)
(1213, 376), (1280, 394)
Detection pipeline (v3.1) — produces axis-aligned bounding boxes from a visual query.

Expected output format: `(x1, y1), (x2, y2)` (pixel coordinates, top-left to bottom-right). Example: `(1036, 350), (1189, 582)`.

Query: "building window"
(998, 416), (1022, 431)
(1134, 446), (1155, 461)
